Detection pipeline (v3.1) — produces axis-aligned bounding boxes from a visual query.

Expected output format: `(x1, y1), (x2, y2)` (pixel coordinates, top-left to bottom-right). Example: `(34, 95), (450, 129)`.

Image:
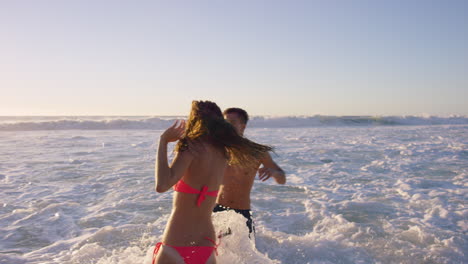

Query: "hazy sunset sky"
(1, 0), (467, 116)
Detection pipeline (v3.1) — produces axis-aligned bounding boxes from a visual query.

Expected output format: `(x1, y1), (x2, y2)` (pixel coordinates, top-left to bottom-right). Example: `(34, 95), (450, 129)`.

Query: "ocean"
(0, 116), (466, 263)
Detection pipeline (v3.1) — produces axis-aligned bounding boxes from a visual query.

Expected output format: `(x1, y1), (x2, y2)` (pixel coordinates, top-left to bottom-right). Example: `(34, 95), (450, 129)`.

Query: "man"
(213, 107), (286, 236)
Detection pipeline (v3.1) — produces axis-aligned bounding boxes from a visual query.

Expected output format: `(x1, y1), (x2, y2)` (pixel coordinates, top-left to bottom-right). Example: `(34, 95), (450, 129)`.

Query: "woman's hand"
(160, 120), (186, 143)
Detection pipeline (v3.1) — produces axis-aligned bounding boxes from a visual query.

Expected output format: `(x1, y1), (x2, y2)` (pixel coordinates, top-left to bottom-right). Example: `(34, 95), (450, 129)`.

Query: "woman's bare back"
(162, 141), (227, 246)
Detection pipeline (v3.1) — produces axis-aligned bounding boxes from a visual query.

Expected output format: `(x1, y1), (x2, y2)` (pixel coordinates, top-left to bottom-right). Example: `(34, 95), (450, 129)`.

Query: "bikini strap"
(197, 186), (210, 207)
(174, 180), (219, 207)
(152, 242), (163, 264)
(204, 237), (220, 256)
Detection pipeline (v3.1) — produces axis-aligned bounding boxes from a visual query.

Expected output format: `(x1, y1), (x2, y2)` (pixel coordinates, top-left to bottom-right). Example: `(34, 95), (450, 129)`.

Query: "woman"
(152, 100), (272, 264)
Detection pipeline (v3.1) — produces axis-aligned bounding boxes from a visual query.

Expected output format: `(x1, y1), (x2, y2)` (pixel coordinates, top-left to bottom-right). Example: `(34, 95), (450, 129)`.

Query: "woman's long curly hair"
(175, 100), (272, 168)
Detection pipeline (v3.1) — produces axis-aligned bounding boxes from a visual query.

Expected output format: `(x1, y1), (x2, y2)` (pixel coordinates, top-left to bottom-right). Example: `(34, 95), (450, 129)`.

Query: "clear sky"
(1, 0), (467, 116)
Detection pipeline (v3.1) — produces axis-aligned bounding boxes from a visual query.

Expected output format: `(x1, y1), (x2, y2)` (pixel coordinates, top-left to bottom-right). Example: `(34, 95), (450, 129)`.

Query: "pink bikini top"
(173, 180), (219, 207)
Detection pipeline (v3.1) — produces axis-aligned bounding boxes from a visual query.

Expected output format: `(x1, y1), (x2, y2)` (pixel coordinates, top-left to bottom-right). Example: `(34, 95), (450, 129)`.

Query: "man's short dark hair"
(223, 107), (249, 124)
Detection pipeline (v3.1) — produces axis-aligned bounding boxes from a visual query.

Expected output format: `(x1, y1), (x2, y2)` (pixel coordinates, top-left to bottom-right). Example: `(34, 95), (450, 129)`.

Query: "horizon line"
(0, 114), (466, 118)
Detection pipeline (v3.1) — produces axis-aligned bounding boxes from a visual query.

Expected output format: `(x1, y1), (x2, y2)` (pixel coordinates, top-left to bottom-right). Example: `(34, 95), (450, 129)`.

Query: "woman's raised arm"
(155, 120), (193, 192)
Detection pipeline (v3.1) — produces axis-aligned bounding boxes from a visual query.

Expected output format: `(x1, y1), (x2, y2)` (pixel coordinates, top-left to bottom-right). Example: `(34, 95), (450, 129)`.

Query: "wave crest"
(0, 115), (466, 131)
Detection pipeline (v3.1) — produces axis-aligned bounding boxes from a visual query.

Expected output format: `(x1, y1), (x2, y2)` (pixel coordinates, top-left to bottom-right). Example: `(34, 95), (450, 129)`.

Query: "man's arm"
(258, 152), (286, 184)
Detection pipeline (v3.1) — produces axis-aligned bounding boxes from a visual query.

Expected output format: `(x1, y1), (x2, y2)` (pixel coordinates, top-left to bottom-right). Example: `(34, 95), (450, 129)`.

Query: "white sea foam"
(0, 125), (466, 263)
